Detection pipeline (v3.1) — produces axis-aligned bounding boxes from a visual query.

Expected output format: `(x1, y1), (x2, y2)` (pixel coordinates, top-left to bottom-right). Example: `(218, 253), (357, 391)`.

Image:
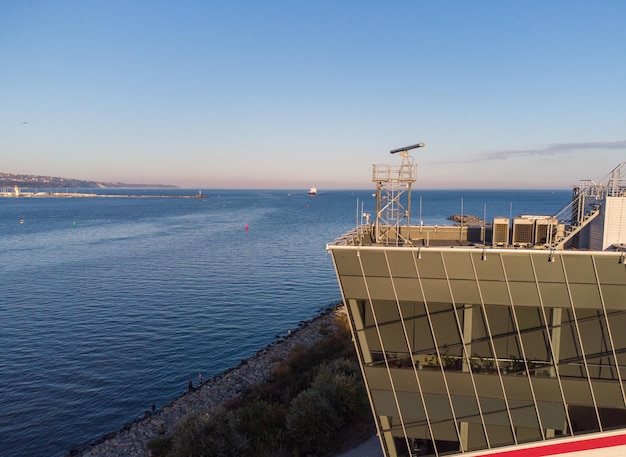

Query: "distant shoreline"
(0, 191), (207, 199)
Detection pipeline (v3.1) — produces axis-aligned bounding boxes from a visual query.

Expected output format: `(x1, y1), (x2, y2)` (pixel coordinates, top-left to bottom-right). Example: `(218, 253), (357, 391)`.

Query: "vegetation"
(148, 313), (374, 457)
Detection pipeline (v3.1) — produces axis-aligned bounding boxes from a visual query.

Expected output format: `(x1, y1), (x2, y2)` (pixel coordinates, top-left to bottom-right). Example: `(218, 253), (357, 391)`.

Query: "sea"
(0, 188), (571, 457)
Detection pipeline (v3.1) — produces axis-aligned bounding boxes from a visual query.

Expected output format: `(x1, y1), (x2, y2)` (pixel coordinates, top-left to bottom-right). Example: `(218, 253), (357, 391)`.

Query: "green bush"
(166, 408), (248, 457)
(286, 388), (343, 455)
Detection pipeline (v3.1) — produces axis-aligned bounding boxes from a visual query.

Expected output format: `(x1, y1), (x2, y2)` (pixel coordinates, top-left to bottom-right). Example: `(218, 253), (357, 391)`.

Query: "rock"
(447, 214), (488, 225)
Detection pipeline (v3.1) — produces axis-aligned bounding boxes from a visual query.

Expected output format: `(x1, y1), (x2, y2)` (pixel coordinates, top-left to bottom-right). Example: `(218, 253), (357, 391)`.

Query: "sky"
(1, 1), (625, 189)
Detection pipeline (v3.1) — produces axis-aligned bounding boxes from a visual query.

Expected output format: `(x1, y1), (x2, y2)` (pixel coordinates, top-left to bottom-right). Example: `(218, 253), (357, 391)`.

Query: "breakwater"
(64, 303), (346, 457)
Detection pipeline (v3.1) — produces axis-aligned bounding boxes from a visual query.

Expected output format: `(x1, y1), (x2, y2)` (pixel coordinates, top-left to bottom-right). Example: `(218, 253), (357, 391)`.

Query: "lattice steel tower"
(372, 143), (422, 245)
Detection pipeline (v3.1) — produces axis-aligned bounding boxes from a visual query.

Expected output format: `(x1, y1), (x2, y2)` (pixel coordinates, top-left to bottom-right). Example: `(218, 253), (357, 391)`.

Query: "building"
(327, 148), (626, 457)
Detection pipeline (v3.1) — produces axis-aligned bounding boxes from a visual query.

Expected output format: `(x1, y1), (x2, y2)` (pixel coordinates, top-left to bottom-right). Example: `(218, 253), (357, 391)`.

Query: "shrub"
(286, 388), (343, 455)
(166, 408), (248, 457)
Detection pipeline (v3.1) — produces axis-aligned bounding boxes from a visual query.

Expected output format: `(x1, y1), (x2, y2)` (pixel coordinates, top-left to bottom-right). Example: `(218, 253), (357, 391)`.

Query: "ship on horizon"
(308, 186), (318, 196)
(327, 144), (626, 457)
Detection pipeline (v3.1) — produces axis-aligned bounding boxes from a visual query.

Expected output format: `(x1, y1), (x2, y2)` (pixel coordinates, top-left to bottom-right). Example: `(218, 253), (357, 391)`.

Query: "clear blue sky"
(1, 1), (625, 189)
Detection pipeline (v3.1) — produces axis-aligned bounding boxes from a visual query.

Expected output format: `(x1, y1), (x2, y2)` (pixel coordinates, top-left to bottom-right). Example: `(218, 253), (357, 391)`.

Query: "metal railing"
(549, 162), (626, 249)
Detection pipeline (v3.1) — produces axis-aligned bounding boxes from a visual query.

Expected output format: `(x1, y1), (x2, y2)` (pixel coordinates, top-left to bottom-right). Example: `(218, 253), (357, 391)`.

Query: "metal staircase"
(549, 162), (626, 250)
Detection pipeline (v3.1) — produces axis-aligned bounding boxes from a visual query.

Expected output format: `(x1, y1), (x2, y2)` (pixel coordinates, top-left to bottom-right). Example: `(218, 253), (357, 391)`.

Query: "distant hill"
(0, 172), (178, 189)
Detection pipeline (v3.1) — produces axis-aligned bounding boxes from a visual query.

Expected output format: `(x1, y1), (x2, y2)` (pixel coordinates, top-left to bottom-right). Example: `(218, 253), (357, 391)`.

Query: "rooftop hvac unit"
(513, 218), (534, 246)
(492, 217), (510, 246)
(534, 217), (557, 245)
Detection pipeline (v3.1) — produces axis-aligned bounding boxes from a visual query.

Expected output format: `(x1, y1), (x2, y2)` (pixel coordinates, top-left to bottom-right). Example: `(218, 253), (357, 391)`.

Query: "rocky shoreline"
(65, 303), (347, 457)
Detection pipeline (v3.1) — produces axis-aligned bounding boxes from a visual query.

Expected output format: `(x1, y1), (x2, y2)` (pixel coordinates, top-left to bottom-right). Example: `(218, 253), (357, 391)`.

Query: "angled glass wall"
(331, 247), (626, 457)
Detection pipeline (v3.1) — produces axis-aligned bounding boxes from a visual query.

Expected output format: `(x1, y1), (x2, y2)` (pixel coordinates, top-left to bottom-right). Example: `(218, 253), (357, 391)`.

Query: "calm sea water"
(0, 188), (571, 457)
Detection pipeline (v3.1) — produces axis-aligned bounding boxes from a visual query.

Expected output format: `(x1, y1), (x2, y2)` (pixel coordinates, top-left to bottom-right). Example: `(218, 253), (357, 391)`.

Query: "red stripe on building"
(475, 433), (626, 457)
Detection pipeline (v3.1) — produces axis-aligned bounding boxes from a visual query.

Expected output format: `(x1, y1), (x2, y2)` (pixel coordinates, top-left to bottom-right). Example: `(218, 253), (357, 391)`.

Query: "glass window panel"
(606, 311), (626, 351)
(348, 299), (367, 330)
(616, 353), (626, 380)
(429, 421), (460, 448)
(372, 299), (401, 324)
(379, 321), (410, 355)
(536, 400), (568, 434)
(409, 317), (436, 357)
(430, 307), (463, 352)
(399, 301), (427, 320)
(465, 422), (488, 451)
(485, 305), (515, 337)
(370, 389), (400, 417)
(515, 307), (544, 331)
(519, 329), (551, 372)
(556, 321), (586, 379)
(508, 401), (542, 442)
(598, 407), (626, 431)
(364, 327), (382, 353)
(591, 379), (624, 409)
(484, 418), (515, 447)
(568, 404), (600, 435)
(395, 390), (427, 422)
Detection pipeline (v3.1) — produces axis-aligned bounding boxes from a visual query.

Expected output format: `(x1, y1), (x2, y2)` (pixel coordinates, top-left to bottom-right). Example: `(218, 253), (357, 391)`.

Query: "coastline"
(64, 303), (348, 457)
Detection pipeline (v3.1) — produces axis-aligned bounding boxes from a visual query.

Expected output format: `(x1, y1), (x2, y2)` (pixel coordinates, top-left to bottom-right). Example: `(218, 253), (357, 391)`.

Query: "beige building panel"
(416, 251), (447, 278)
(449, 279), (482, 304)
(442, 251), (477, 280)
(600, 284), (626, 309)
(502, 253), (536, 281)
(385, 250), (418, 278)
(338, 275), (369, 299)
(568, 283), (603, 309)
(509, 281), (542, 306)
(533, 255), (567, 283)
(479, 280), (511, 306)
(392, 277), (424, 301)
(473, 254), (507, 281)
(538, 282), (571, 308)
(331, 250), (362, 276)
(563, 255), (599, 284)
(359, 250), (391, 277)
(595, 256), (626, 285)
(422, 278), (453, 303)
(365, 276), (396, 300)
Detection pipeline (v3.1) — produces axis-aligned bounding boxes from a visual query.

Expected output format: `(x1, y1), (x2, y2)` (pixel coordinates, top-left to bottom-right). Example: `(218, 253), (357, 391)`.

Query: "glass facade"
(330, 247), (626, 457)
